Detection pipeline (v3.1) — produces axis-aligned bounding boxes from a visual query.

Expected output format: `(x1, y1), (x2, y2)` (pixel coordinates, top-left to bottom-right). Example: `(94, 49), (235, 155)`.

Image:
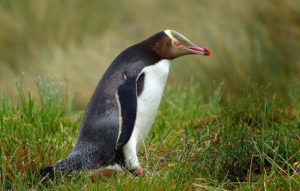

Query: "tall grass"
(0, 0), (122, 70)
(0, 79), (299, 190)
(0, 0), (299, 107)
(0, 77), (78, 189)
(0, 1), (299, 190)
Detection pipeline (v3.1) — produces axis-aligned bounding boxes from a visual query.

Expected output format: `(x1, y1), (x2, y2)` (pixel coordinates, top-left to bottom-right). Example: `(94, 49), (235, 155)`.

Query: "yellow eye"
(173, 40), (181, 47)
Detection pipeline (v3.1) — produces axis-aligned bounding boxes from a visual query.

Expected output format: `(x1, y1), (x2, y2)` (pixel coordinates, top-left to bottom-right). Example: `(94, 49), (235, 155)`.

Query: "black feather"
(40, 166), (55, 179)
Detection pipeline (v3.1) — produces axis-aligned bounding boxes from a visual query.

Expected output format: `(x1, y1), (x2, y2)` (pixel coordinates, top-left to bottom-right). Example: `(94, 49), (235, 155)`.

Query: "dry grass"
(0, 0), (299, 107)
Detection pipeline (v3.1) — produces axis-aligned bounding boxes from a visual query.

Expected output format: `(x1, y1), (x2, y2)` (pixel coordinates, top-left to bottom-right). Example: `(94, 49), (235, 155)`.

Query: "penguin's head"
(144, 30), (211, 60)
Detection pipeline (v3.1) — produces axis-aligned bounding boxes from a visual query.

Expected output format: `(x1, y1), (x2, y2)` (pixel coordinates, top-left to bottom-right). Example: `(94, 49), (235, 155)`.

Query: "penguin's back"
(69, 44), (160, 168)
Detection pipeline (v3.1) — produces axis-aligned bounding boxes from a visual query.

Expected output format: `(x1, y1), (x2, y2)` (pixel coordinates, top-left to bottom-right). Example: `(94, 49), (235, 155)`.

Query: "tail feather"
(40, 153), (84, 178)
(40, 166), (55, 178)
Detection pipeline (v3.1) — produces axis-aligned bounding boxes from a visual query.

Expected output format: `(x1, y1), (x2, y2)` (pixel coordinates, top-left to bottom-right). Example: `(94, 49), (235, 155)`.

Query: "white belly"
(133, 59), (170, 150)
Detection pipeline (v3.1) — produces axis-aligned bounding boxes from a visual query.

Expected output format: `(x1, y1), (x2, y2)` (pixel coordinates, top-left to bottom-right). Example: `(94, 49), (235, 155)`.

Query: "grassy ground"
(0, 0), (299, 190)
(0, 78), (299, 190)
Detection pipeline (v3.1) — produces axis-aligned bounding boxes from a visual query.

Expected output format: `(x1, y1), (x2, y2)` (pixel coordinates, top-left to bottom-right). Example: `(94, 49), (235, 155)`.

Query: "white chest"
(132, 59), (170, 150)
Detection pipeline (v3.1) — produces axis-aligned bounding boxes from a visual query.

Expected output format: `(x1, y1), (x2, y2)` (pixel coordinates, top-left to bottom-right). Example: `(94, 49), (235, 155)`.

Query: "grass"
(0, 0), (299, 190)
(0, 0), (299, 107)
(0, 78), (299, 190)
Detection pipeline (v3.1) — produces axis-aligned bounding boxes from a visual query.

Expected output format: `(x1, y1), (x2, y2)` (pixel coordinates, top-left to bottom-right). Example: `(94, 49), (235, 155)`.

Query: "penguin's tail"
(40, 154), (83, 178)
(40, 166), (55, 178)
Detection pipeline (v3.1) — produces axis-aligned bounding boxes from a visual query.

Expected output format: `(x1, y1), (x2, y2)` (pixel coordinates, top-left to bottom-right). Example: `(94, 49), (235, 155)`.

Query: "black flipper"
(115, 77), (137, 150)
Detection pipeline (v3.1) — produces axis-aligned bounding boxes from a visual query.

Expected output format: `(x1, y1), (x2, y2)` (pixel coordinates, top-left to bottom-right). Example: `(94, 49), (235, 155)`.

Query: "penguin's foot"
(130, 167), (144, 176)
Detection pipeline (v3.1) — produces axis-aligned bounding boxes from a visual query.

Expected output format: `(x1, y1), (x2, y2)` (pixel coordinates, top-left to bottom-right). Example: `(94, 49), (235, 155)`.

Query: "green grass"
(0, 78), (299, 190)
(0, 1), (299, 189)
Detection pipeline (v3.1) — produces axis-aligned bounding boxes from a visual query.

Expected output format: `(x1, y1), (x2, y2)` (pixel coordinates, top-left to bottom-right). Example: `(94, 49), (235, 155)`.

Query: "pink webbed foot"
(130, 167), (144, 176)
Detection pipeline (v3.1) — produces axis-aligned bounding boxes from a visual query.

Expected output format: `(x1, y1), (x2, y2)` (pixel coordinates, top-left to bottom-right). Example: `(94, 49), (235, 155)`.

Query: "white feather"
(123, 59), (170, 168)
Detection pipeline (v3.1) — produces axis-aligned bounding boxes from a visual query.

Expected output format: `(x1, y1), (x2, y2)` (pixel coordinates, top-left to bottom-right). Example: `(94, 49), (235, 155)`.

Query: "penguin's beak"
(181, 45), (211, 56)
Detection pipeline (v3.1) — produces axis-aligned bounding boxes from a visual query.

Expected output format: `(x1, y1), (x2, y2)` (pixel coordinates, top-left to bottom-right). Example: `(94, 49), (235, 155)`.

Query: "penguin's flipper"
(115, 77), (137, 150)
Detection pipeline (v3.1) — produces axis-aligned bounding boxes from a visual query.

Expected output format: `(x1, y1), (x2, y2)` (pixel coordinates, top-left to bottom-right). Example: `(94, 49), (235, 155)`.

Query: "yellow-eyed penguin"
(40, 30), (210, 177)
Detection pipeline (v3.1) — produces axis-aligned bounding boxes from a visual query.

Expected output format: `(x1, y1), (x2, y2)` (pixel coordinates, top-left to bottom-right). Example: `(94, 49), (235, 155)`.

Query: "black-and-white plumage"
(40, 30), (210, 177)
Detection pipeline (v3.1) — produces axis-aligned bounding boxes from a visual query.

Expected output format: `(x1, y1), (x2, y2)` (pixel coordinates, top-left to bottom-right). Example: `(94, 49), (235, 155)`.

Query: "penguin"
(40, 30), (210, 178)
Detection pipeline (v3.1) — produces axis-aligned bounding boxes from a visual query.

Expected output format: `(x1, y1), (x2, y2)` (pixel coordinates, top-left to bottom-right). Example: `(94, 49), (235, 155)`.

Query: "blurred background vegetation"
(0, 0), (299, 109)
